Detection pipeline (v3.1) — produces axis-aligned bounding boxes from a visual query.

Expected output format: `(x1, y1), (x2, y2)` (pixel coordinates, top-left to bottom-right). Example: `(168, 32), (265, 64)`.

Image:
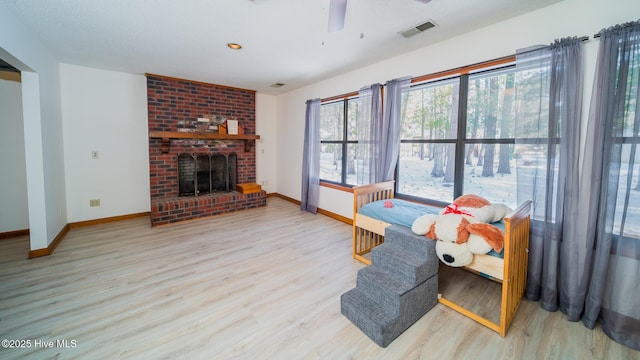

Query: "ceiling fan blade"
(328, 0), (347, 32)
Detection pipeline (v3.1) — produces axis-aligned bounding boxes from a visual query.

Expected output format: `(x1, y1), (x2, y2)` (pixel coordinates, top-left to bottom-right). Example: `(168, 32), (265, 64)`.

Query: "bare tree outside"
(466, 78), (481, 165)
(497, 74), (515, 175)
(480, 77), (498, 177)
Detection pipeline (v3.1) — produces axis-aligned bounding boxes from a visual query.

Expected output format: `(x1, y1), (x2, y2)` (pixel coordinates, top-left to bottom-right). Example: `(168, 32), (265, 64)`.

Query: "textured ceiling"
(4, 0), (563, 94)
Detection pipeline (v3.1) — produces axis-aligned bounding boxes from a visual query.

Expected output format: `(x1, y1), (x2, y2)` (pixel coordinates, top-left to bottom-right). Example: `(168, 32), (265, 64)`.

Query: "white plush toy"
(411, 195), (511, 267)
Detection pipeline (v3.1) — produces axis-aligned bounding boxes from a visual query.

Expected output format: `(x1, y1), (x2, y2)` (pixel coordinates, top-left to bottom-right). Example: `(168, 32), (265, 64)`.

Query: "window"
(397, 65), (518, 208)
(320, 97), (359, 186)
(611, 44), (640, 238)
(318, 59), (519, 203)
(397, 78), (459, 203)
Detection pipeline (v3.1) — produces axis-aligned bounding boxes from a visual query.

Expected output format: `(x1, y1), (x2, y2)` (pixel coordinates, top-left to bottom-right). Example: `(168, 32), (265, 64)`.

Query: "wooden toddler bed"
(352, 180), (531, 337)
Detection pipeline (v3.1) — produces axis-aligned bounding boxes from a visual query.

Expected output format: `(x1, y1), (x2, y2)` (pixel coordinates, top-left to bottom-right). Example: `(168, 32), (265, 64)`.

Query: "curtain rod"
(515, 35), (589, 57)
(321, 35), (593, 103)
(593, 19), (640, 38)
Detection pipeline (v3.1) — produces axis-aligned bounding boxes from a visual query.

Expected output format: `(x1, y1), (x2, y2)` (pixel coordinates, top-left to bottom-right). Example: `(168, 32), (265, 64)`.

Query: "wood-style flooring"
(1, 197), (637, 359)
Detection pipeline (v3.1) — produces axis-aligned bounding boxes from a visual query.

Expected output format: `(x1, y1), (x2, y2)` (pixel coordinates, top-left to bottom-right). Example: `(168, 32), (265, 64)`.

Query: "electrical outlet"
(89, 199), (101, 207)
(91, 150), (99, 159)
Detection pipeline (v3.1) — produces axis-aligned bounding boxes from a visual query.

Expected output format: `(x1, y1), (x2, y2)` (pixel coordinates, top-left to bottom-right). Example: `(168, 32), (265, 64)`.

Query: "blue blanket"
(359, 199), (440, 228)
(359, 199), (504, 258)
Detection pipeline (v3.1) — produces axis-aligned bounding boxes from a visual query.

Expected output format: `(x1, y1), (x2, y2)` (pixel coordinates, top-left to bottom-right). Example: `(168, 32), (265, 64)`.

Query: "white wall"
(0, 78), (29, 232)
(0, 3), (67, 250)
(60, 64), (150, 222)
(255, 93), (278, 193)
(275, 0), (640, 219)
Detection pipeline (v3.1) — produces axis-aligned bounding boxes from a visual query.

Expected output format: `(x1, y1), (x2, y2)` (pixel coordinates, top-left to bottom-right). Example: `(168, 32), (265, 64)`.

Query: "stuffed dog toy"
(411, 195), (511, 267)
(441, 194), (512, 223)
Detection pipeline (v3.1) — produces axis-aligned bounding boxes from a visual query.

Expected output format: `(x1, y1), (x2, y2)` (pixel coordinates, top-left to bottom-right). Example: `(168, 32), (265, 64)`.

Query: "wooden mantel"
(149, 131), (261, 153)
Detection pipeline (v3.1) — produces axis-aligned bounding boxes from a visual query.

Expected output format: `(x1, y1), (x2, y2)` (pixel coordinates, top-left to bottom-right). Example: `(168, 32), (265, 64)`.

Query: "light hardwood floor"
(1, 197), (638, 360)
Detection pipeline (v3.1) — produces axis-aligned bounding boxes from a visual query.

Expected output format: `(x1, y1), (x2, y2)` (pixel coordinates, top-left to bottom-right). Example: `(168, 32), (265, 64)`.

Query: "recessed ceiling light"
(227, 43), (242, 50)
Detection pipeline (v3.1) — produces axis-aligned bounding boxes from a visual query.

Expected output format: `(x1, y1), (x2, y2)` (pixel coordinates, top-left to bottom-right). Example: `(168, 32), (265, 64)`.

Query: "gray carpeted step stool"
(341, 224), (439, 348)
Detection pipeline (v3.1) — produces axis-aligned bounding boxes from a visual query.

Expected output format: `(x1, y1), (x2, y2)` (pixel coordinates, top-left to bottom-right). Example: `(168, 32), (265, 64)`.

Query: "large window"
(397, 78), (459, 203)
(318, 61), (520, 207)
(319, 97), (359, 186)
(397, 65), (518, 208)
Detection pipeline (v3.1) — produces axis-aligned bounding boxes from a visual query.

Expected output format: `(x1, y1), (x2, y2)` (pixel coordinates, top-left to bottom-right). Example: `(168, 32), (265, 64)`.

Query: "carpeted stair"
(341, 224), (439, 348)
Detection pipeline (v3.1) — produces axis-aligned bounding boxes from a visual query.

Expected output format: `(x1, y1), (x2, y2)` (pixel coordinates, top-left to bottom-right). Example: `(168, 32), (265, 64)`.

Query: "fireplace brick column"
(147, 74), (266, 226)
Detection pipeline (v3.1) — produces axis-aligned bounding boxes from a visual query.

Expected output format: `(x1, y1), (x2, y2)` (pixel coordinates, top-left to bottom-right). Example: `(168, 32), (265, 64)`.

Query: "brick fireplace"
(147, 74), (266, 226)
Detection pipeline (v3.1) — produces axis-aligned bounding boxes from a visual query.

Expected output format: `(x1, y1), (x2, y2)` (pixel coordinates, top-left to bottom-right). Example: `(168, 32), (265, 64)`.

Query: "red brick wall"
(146, 75), (256, 133)
(146, 74), (265, 225)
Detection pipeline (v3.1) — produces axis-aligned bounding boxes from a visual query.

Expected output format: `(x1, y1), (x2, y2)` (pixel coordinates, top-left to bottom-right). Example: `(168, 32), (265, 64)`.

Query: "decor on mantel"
(198, 114), (246, 134)
(218, 120), (246, 136)
(148, 131), (260, 153)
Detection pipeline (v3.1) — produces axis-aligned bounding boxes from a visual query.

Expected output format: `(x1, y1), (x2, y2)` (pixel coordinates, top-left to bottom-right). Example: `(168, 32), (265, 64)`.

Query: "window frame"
(319, 94), (359, 188)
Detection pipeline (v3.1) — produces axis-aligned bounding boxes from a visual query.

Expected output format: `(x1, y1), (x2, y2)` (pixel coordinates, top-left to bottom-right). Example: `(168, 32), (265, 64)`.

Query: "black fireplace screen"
(178, 153), (238, 196)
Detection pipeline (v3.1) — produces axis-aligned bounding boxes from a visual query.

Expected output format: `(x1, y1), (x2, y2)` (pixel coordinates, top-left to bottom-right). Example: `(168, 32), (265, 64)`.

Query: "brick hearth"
(147, 74), (266, 226)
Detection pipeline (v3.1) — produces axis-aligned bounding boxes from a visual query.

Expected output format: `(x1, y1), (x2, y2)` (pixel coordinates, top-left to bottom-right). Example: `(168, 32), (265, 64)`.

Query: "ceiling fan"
(327, 0), (348, 32)
(327, 0), (432, 33)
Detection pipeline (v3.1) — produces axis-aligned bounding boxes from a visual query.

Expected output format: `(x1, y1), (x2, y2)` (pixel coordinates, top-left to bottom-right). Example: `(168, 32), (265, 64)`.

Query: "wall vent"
(400, 20), (436, 38)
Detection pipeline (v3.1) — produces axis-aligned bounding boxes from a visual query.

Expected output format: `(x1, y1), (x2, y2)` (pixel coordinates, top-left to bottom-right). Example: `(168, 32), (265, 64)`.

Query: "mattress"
(358, 199), (440, 228)
(359, 199), (504, 258)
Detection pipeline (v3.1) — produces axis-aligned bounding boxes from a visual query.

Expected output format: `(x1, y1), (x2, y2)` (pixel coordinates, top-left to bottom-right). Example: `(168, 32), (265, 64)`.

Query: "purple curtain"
(301, 99), (320, 213)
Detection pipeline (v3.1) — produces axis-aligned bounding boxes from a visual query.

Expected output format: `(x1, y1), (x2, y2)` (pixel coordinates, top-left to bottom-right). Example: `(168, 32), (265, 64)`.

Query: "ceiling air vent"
(400, 20), (436, 39)
(270, 83), (286, 88)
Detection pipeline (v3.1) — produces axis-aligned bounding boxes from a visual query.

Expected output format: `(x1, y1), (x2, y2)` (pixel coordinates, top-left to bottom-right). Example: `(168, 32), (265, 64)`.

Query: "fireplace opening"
(178, 153), (238, 196)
